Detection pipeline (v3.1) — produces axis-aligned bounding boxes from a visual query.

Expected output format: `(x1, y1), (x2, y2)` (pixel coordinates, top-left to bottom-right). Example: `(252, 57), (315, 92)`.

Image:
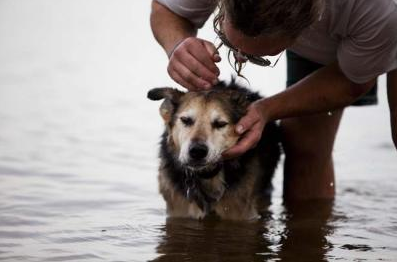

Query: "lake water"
(0, 1), (396, 261)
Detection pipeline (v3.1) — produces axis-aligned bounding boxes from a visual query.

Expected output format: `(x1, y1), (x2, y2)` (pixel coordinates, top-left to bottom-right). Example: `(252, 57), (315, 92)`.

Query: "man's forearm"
(261, 62), (376, 121)
(150, 0), (197, 56)
(387, 69), (397, 148)
(390, 110), (397, 148)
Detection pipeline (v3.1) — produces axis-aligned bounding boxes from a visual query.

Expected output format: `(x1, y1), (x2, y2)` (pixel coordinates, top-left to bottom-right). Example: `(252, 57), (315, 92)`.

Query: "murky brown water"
(1, 1), (396, 261)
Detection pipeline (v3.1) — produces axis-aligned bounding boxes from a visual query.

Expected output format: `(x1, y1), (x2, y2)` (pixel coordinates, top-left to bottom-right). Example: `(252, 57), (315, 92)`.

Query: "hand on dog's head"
(147, 80), (264, 170)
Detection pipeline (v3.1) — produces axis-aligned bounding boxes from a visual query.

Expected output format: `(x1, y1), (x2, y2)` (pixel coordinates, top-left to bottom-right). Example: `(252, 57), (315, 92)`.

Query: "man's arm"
(150, 0), (196, 57)
(387, 69), (397, 149)
(262, 62), (375, 120)
(223, 62), (375, 158)
(150, 0), (220, 90)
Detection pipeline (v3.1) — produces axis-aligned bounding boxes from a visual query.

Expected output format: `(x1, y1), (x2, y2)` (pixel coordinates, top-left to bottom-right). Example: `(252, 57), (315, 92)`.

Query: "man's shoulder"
(155, 0), (217, 28)
(326, 0), (397, 35)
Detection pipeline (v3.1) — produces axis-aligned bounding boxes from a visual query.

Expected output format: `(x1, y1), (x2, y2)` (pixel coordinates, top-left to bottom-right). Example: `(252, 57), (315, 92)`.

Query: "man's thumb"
(235, 115), (255, 134)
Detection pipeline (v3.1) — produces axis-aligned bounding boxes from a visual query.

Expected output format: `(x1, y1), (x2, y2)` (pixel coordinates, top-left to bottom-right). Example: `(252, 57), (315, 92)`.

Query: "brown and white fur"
(147, 80), (281, 220)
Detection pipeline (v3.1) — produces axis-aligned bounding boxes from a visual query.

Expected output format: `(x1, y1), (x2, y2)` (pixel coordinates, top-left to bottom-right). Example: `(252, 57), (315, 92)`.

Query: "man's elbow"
(151, 0), (162, 13)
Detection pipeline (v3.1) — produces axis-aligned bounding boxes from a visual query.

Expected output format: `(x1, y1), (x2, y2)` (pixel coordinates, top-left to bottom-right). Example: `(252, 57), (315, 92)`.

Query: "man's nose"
(234, 51), (248, 63)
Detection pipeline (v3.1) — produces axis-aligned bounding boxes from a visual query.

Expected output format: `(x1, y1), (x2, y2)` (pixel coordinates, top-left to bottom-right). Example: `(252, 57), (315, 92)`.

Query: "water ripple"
(0, 216), (47, 226)
(0, 230), (42, 239)
(42, 254), (103, 261)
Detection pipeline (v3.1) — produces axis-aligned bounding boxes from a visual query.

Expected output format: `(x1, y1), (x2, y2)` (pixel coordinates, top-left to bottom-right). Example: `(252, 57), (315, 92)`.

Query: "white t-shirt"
(156, 0), (397, 84)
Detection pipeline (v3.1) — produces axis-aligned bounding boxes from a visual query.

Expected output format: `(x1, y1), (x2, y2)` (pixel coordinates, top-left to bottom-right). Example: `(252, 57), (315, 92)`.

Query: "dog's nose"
(189, 142), (208, 160)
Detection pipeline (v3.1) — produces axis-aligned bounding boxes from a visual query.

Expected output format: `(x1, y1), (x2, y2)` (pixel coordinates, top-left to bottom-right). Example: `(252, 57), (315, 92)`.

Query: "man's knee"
(281, 125), (334, 163)
(283, 144), (333, 170)
(281, 111), (343, 161)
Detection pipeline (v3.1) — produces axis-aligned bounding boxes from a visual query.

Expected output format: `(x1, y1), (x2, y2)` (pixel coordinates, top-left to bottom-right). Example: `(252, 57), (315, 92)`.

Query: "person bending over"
(150, 0), (397, 200)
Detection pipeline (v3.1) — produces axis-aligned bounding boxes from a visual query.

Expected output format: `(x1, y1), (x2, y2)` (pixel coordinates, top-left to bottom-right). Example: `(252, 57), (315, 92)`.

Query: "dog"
(147, 80), (281, 220)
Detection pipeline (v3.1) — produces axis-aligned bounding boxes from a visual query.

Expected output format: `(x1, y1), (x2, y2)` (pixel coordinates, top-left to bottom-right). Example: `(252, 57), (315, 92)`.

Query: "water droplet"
(187, 188), (191, 199)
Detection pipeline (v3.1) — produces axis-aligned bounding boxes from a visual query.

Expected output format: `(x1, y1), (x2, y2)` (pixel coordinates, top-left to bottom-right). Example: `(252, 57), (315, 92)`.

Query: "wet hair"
(213, 0), (324, 78)
(214, 0), (325, 39)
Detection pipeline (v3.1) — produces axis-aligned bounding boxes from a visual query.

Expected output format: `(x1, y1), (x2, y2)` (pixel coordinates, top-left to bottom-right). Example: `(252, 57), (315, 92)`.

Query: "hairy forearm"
(150, 0), (197, 56)
(261, 62), (375, 121)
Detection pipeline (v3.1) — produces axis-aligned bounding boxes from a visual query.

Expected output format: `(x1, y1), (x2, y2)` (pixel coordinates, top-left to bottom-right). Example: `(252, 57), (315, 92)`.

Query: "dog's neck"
(186, 163), (223, 179)
(184, 166), (227, 213)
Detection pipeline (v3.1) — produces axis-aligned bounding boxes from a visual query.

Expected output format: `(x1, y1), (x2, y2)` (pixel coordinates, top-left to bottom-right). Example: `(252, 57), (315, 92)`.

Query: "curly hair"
(214, 0), (325, 39)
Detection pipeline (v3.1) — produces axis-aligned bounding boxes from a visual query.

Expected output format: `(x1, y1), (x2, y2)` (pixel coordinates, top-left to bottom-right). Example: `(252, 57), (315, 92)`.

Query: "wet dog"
(147, 80), (281, 220)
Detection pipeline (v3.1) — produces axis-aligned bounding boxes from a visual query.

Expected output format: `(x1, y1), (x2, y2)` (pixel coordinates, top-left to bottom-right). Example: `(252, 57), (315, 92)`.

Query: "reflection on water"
(151, 200), (334, 262)
(153, 218), (274, 262)
(278, 201), (334, 262)
(1, 1), (397, 261)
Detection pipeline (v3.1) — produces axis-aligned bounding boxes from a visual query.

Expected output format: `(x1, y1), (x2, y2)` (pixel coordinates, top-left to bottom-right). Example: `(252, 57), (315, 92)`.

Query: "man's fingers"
(222, 135), (256, 159)
(222, 123), (262, 159)
(188, 40), (220, 76)
(178, 53), (218, 86)
(171, 60), (213, 89)
(222, 101), (268, 159)
(169, 37), (220, 89)
(235, 111), (259, 135)
(222, 142), (246, 159)
(168, 67), (199, 91)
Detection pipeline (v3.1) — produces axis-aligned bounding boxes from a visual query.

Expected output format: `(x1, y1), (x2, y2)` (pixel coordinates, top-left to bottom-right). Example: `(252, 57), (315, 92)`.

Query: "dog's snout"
(189, 142), (208, 160)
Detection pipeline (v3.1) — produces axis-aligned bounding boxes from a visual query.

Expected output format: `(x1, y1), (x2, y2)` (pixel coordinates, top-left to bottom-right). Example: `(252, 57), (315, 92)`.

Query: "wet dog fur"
(147, 80), (281, 220)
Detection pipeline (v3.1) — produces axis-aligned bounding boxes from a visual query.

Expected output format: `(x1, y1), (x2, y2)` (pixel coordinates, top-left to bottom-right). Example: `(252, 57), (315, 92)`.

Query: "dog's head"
(148, 82), (258, 171)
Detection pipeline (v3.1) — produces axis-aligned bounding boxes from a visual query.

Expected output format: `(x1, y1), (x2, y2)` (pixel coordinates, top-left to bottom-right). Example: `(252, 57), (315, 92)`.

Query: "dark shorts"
(286, 50), (378, 106)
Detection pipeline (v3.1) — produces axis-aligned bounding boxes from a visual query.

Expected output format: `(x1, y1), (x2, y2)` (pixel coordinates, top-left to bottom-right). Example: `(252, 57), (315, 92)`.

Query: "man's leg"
(281, 109), (343, 200)
(387, 69), (397, 149)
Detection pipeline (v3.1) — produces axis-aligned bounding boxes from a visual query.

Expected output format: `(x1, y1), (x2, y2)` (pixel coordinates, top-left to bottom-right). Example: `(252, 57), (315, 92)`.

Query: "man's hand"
(167, 37), (221, 91)
(222, 99), (268, 159)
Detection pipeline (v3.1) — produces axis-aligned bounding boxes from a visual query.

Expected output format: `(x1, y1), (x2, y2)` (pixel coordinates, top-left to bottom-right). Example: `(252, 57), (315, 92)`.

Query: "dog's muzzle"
(188, 142), (208, 163)
(185, 141), (222, 179)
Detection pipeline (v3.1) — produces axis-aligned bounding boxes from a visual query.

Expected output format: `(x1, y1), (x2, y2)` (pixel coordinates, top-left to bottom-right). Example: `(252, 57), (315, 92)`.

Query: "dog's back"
(148, 80), (281, 220)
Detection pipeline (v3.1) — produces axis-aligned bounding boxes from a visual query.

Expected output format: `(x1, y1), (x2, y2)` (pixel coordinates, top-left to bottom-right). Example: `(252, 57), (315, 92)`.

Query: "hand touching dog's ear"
(147, 87), (185, 123)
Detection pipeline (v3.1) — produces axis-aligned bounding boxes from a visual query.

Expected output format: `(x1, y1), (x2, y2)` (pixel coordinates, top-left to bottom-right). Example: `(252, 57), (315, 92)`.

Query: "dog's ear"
(147, 87), (185, 123)
(228, 91), (251, 123)
(147, 87), (184, 101)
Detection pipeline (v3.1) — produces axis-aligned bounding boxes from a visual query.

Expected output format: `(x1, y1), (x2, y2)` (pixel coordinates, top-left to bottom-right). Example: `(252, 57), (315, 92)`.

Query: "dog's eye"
(180, 116), (194, 126)
(212, 120), (228, 129)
